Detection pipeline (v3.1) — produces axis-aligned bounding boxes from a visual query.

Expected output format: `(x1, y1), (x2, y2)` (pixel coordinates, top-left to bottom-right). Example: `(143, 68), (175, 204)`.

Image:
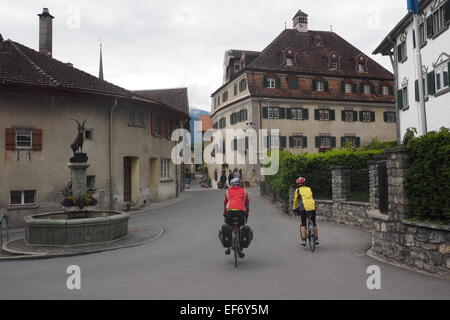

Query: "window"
(319, 109), (330, 121)
(320, 136), (331, 148)
(268, 107), (279, 119)
(433, 5), (446, 36)
(161, 159), (170, 180)
(219, 118), (226, 129)
(342, 136), (356, 147)
(357, 63), (365, 72)
(286, 57), (294, 66)
(129, 111), (144, 126)
(235, 65), (240, 71)
(419, 22), (426, 46)
(343, 111), (355, 122)
(268, 78), (276, 88)
(384, 112), (396, 123)
(291, 109), (303, 120)
(330, 60), (338, 70)
(269, 136), (279, 148)
(398, 40), (407, 63)
(435, 63), (449, 92)
(85, 129), (93, 140)
(292, 136), (304, 148)
(361, 111), (373, 122)
(382, 85), (390, 96)
(316, 81), (324, 92)
(345, 83), (353, 94)
(10, 190), (36, 205)
(87, 175), (96, 190)
(239, 79), (247, 91)
(288, 78), (298, 89)
(363, 84), (371, 95)
(222, 91), (228, 103)
(402, 86), (409, 108)
(234, 83), (237, 96)
(15, 128), (33, 149)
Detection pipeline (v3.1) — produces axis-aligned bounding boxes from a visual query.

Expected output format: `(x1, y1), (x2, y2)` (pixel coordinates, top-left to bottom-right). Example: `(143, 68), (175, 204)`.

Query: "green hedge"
(405, 127), (450, 224)
(266, 149), (384, 200)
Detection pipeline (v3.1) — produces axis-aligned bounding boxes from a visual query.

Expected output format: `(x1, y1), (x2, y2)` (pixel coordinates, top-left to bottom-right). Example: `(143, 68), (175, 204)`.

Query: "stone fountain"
(24, 120), (129, 246)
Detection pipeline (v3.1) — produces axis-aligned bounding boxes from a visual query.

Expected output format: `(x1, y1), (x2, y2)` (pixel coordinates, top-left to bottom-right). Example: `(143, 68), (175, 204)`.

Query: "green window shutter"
(289, 136), (294, 148)
(359, 83), (364, 94)
(279, 108), (286, 119)
(324, 81), (329, 92)
(413, 29), (416, 49)
(303, 136), (308, 148)
(353, 111), (358, 121)
(427, 71), (436, 95)
(446, 0), (450, 23)
(370, 84), (375, 95)
(275, 78), (281, 89)
(341, 110), (346, 121)
(302, 108), (309, 120)
(314, 109), (320, 120)
(262, 107), (268, 119)
(415, 80), (419, 102)
(230, 114), (234, 125)
(341, 136), (346, 147)
(312, 80), (317, 91)
(234, 84), (237, 95)
(340, 81), (345, 92)
(286, 108), (292, 119)
(331, 137), (337, 148)
(427, 15), (434, 38)
(352, 83), (357, 93)
(263, 77), (269, 88)
(389, 85), (394, 95)
(288, 79), (298, 89)
(383, 112), (388, 122)
(315, 136), (321, 148)
(448, 62), (450, 84)
(330, 110), (335, 121)
(397, 89), (404, 110)
(359, 111), (364, 121)
(355, 137), (361, 148)
(280, 136), (287, 148)
(371, 111), (376, 122)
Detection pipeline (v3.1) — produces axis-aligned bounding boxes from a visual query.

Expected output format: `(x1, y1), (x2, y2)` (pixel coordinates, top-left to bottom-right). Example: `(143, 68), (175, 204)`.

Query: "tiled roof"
(199, 115), (213, 131)
(0, 39), (130, 97)
(246, 29), (394, 80)
(133, 88), (189, 114)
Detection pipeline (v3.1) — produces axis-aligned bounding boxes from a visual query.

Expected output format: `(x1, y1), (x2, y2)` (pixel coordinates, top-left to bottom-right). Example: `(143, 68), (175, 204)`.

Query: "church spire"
(98, 38), (104, 80)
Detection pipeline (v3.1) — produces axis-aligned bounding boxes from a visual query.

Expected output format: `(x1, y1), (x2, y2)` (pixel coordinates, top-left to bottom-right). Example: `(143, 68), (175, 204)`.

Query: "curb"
(0, 228), (165, 261)
(126, 192), (194, 217)
(366, 248), (450, 281)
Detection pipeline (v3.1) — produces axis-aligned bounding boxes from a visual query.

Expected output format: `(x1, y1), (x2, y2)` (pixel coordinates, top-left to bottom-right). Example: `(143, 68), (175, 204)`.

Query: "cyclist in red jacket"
(223, 178), (249, 258)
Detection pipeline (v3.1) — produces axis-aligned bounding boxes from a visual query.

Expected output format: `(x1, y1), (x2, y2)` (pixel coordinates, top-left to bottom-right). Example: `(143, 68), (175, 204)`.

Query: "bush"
(266, 148), (384, 200)
(405, 127), (450, 224)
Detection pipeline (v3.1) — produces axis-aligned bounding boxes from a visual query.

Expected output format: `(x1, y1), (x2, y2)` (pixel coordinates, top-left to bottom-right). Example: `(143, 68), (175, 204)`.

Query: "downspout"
(109, 98), (118, 209)
(387, 35), (402, 144)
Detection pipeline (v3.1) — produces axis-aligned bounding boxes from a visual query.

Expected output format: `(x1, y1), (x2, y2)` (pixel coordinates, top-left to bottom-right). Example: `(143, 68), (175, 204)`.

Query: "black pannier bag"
(219, 224), (232, 248)
(240, 225), (253, 248)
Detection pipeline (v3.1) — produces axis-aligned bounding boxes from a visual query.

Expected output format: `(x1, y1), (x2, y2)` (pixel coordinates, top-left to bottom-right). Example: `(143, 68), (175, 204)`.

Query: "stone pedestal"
(331, 166), (351, 202)
(68, 162), (90, 199)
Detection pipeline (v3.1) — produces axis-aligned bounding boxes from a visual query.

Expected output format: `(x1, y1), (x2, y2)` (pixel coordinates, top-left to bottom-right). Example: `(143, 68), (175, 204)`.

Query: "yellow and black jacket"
(293, 186), (316, 212)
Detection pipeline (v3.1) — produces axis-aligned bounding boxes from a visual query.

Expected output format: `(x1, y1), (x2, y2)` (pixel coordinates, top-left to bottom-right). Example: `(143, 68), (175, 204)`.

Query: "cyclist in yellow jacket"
(293, 177), (319, 246)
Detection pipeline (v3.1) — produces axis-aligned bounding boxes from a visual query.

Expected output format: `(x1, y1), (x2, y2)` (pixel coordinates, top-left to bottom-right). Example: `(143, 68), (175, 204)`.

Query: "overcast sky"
(1, 0), (408, 111)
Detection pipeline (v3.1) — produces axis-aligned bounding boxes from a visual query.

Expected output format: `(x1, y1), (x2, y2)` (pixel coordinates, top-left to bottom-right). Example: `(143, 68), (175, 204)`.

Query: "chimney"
(38, 8), (54, 57)
(293, 10), (308, 33)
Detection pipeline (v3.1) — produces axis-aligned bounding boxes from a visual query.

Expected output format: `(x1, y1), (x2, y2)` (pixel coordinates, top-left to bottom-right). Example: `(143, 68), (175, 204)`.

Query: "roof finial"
(98, 36), (104, 80)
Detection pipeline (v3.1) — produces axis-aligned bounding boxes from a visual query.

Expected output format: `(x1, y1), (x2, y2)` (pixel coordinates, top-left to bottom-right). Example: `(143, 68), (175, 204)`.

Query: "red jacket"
(224, 186), (249, 213)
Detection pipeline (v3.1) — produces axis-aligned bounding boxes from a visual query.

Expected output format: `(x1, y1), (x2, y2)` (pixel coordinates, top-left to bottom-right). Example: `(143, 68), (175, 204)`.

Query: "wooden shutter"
(286, 108), (292, 119)
(397, 89), (404, 110)
(324, 81), (329, 92)
(340, 81), (345, 93)
(427, 15), (434, 38)
(302, 108), (309, 120)
(275, 78), (281, 89)
(280, 136), (287, 148)
(302, 136), (308, 148)
(315, 137), (322, 148)
(352, 83), (357, 93)
(415, 80), (419, 102)
(353, 111), (358, 121)
(355, 137), (361, 148)
(262, 107), (268, 119)
(289, 136), (294, 148)
(330, 110), (335, 121)
(359, 82), (364, 94)
(371, 112), (376, 122)
(279, 108), (286, 119)
(427, 71), (436, 95)
(341, 110), (346, 121)
(389, 85), (394, 95)
(312, 80), (317, 91)
(263, 77), (269, 88)
(314, 109), (320, 120)
(5, 128), (15, 151)
(32, 129), (42, 151)
(370, 84), (375, 95)
(383, 112), (388, 122)
(331, 137), (337, 148)
(359, 111), (365, 121)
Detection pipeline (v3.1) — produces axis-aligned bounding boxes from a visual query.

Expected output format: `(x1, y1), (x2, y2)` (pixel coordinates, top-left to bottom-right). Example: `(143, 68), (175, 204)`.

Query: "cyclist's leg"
(311, 210), (319, 244)
(300, 211), (307, 241)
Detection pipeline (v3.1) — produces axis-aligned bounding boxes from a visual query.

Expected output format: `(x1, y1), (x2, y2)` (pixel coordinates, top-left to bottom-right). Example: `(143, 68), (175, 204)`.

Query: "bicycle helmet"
(230, 177), (240, 186)
(296, 177), (306, 186)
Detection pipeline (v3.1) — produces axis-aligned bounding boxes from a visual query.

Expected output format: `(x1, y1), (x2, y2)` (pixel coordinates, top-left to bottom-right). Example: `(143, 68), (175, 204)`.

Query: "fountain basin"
(24, 211), (129, 246)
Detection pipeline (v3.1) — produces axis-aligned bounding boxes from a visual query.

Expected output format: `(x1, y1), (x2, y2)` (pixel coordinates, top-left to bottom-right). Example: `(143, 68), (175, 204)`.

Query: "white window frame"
(286, 57), (294, 66)
(269, 136), (279, 148)
(10, 190), (36, 206)
(402, 86), (409, 108)
(291, 109), (303, 120)
(344, 111), (354, 122)
(268, 107), (279, 119)
(433, 5), (446, 36)
(345, 83), (352, 94)
(292, 136), (304, 148)
(382, 85), (390, 96)
(319, 109), (330, 121)
(361, 111), (372, 122)
(386, 112), (396, 123)
(330, 60), (338, 70)
(343, 136), (356, 146)
(357, 63), (365, 72)
(320, 136), (331, 148)
(316, 81), (324, 92)
(435, 63), (449, 92)
(160, 159), (170, 180)
(15, 128), (33, 149)
(363, 84), (371, 95)
(268, 78), (276, 88)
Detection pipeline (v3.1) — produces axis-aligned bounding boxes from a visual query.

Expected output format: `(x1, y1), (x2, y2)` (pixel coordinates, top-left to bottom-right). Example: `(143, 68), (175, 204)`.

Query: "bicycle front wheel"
(307, 221), (315, 252)
(233, 235), (239, 267)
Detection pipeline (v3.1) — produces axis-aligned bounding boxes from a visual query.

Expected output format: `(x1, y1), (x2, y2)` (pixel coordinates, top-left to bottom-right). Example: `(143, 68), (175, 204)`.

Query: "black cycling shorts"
(225, 210), (247, 227)
(297, 210), (316, 227)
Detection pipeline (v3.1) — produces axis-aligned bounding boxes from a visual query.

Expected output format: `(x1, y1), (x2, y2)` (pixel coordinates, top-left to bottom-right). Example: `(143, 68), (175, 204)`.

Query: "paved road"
(0, 189), (449, 300)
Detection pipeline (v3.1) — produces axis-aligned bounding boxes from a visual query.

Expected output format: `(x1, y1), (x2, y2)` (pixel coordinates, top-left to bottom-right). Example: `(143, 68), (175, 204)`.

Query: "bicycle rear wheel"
(307, 220), (316, 252)
(233, 234), (239, 267)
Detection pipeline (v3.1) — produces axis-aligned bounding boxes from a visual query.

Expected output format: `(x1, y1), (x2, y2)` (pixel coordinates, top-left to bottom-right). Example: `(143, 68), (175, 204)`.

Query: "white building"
(374, 0), (450, 140)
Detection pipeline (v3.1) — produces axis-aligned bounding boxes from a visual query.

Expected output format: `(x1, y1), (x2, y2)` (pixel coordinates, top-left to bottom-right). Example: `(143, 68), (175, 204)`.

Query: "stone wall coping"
(402, 219), (450, 232)
(384, 146), (409, 154)
(368, 209), (391, 221)
(341, 201), (371, 207)
(330, 165), (352, 170)
(316, 200), (333, 204)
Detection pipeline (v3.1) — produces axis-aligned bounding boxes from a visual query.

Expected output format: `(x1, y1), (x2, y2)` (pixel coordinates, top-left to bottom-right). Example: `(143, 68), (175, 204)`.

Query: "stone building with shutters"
(374, 0), (450, 140)
(208, 10), (397, 186)
(0, 9), (190, 227)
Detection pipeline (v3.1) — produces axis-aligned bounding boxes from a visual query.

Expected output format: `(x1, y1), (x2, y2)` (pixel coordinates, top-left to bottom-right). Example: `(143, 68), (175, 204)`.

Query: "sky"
(0, 0), (408, 111)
